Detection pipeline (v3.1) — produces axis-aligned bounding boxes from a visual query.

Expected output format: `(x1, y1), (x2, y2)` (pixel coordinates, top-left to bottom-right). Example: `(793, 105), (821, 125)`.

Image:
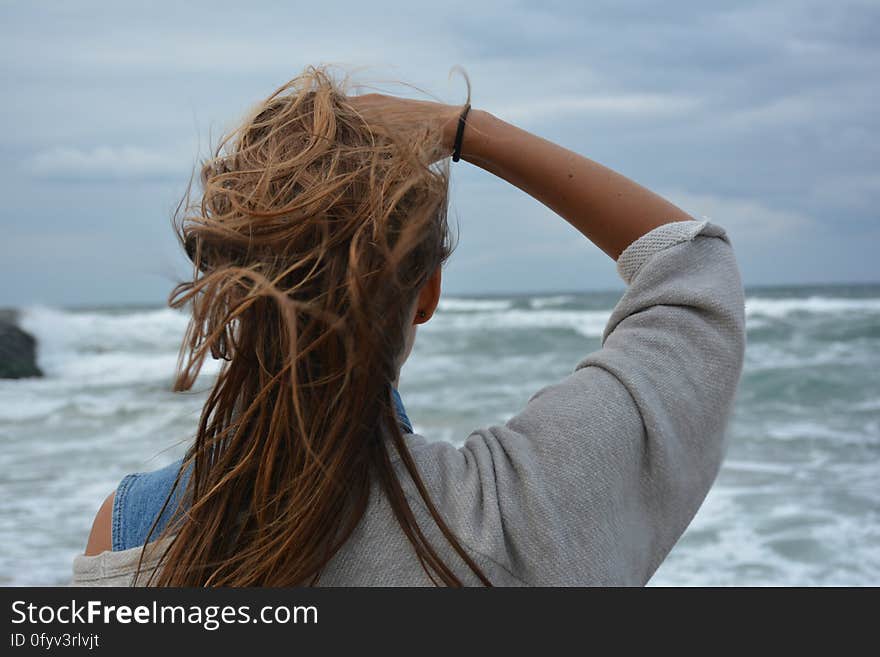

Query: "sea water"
(1, 284), (878, 585)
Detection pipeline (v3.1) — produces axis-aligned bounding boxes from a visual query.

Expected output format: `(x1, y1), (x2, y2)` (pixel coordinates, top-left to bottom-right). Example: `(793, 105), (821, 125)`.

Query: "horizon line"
(3, 279), (880, 312)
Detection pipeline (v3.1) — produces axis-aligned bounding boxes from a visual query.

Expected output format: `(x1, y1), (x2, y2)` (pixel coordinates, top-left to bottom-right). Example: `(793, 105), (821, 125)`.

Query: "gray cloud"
(24, 146), (185, 182)
(499, 93), (702, 122)
(0, 0), (877, 306)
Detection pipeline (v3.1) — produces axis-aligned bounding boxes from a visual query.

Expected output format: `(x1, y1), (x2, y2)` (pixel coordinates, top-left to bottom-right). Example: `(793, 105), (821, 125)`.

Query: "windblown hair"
(143, 66), (489, 586)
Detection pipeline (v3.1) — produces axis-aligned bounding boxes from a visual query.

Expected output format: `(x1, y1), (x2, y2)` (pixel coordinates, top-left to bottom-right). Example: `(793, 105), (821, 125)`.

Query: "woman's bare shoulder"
(84, 492), (114, 556)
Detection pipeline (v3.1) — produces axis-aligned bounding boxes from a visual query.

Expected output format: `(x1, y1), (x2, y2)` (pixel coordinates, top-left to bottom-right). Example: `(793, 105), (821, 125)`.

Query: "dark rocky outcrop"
(0, 309), (43, 378)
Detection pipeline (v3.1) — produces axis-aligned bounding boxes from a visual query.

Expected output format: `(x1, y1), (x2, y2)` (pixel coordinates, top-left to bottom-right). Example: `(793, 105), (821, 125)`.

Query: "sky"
(1, 0), (878, 306)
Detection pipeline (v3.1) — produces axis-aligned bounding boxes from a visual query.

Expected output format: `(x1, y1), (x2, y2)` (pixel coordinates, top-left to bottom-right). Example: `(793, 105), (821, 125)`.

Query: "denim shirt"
(111, 388), (413, 552)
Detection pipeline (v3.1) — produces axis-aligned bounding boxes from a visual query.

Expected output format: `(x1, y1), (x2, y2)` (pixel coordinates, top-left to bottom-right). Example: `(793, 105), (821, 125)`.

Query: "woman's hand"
(348, 93), (465, 157)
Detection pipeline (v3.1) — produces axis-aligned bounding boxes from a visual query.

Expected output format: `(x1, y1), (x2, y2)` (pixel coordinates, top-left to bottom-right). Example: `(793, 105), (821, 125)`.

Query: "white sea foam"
(650, 463), (880, 586)
(16, 305), (221, 386)
(20, 305), (189, 354)
(723, 460), (796, 475)
(764, 420), (876, 445)
(3, 287), (879, 586)
(437, 298), (513, 312)
(428, 308), (610, 338)
(528, 295), (576, 309)
(745, 296), (880, 318)
(0, 394), (69, 422)
(851, 399), (880, 411)
(744, 340), (863, 371)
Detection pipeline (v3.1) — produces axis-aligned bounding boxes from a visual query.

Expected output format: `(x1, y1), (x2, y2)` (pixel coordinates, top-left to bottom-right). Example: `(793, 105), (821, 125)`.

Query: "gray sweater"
(71, 219), (745, 586)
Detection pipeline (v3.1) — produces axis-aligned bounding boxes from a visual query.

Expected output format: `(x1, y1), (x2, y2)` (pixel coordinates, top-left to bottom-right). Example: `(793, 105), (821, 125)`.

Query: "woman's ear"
(414, 267), (442, 325)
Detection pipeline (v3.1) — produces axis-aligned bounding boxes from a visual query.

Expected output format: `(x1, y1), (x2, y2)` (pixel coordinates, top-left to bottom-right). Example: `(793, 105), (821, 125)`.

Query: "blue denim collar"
(391, 387), (413, 434)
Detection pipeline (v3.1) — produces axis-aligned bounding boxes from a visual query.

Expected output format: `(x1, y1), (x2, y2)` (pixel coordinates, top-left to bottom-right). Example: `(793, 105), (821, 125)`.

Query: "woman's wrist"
(454, 109), (497, 166)
(457, 109), (511, 177)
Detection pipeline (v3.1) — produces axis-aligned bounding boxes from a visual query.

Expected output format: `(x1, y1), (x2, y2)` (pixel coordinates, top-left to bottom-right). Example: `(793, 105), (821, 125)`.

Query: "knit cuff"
(616, 220), (729, 285)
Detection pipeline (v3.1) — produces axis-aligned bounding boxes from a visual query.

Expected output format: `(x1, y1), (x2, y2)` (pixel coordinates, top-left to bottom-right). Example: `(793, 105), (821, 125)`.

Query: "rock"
(0, 310), (43, 378)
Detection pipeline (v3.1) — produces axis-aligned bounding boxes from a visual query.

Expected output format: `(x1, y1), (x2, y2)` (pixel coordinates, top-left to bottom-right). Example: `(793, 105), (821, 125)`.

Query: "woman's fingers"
(348, 94), (461, 154)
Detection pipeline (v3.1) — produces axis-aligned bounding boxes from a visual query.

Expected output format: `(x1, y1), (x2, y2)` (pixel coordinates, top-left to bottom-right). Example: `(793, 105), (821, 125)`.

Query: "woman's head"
(176, 66), (452, 390)
(150, 66), (488, 586)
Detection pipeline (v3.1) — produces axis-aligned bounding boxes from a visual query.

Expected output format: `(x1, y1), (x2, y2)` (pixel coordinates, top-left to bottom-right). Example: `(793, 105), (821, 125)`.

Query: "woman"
(72, 66), (745, 586)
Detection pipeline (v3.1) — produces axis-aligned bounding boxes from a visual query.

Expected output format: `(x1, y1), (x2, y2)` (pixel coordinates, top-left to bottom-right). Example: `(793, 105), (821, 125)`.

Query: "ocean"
(1, 283), (878, 586)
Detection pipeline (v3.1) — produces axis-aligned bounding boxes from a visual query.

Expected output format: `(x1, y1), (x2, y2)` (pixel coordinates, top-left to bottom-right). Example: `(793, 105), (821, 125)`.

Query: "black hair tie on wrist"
(452, 104), (471, 163)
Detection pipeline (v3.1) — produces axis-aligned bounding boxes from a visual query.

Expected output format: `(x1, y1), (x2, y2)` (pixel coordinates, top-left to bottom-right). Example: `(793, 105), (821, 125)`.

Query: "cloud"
(23, 146), (185, 182)
(663, 190), (818, 244)
(1, 0), (877, 303)
(496, 94), (701, 123)
(809, 173), (880, 215)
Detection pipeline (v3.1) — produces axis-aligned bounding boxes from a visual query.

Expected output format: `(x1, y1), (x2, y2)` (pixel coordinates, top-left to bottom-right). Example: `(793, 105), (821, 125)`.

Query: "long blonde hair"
(143, 66), (489, 586)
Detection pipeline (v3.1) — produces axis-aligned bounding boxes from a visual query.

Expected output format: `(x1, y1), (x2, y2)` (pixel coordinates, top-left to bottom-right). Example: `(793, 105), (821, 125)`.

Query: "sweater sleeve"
(410, 220), (746, 585)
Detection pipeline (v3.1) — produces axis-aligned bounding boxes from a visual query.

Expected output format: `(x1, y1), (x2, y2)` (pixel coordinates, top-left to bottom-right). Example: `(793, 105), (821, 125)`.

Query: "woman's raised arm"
(351, 93), (692, 258)
(460, 109), (693, 258)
